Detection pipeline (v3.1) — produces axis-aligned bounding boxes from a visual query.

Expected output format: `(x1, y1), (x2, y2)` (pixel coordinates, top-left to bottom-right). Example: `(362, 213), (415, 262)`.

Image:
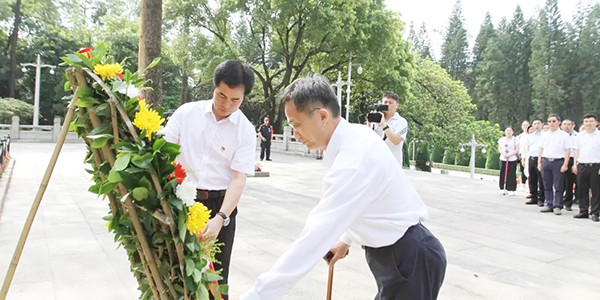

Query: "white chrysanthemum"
(176, 180), (197, 207)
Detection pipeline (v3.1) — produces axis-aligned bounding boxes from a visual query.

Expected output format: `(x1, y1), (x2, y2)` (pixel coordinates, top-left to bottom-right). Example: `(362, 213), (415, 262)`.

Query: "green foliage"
(431, 144), (445, 163)
(0, 97), (34, 123)
(486, 151), (501, 170)
(440, 0), (469, 85)
(415, 143), (431, 172)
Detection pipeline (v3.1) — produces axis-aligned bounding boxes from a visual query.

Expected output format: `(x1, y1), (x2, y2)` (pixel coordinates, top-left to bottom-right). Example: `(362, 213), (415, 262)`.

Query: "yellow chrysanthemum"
(93, 63), (124, 81)
(186, 202), (211, 236)
(132, 99), (165, 140)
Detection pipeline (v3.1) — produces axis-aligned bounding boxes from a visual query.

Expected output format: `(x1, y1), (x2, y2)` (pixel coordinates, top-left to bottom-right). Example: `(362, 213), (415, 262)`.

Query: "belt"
(578, 162), (600, 167)
(529, 156), (538, 160)
(544, 157), (564, 162)
(196, 189), (226, 200)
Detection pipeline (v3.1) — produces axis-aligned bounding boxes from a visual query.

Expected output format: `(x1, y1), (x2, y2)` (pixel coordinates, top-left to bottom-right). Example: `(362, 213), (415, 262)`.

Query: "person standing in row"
(498, 126), (519, 196)
(538, 114), (571, 215)
(164, 60), (256, 298)
(518, 120), (530, 193)
(561, 119), (577, 211)
(572, 114), (600, 222)
(525, 119), (546, 206)
(258, 117), (273, 161)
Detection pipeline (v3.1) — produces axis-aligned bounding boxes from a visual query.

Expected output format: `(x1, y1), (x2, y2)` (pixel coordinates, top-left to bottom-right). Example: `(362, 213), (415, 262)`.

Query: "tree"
(471, 12), (495, 118)
(139, 0), (163, 106)
(195, 0), (412, 131)
(578, 4), (600, 115)
(6, 0), (21, 98)
(408, 22), (434, 60)
(440, 0), (470, 85)
(529, 0), (568, 117)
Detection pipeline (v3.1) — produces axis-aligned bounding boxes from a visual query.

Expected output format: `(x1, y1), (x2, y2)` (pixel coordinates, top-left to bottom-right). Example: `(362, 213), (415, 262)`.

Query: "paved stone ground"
(1, 142), (599, 299)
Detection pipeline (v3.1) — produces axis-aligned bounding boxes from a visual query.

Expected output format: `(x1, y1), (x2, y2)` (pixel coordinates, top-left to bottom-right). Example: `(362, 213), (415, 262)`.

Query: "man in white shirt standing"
(373, 92), (408, 167)
(525, 119), (546, 206)
(561, 119), (577, 211)
(572, 113), (600, 222)
(241, 75), (446, 300)
(518, 120), (530, 193)
(538, 114), (571, 215)
(164, 60), (256, 297)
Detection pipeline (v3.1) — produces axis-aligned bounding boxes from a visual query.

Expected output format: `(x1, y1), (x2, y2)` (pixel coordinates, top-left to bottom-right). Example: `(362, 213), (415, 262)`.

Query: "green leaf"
(91, 136), (111, 149)
(65, 53), (83, 63)
(203, 272), (223, 282)
(178, 210), (187, 242)
(113, 153), (131, 171)
(186, 241), (195, 252)
(107, 170), (122, 183)
(64, 80), (71, 92)
(75, 97), (99, 108)
(99, 181), (117, 195)
(196, 283), (209, 299)
(192, 269), (202, 283)
(88, 123), (112, 136)
(146, 57), (161, 70)
(152, 138), (166, 152)
(132, 187), (149, 201)
(185, 258), (195, 276)
(131, 153), (153, 169)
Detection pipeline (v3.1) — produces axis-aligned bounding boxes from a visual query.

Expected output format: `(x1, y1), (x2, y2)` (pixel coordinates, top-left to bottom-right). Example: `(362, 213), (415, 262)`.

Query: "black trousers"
(499, 160), (518, 191)
(260, 140), (271, 160)
(563, 158), (576, 206)
(528, 157), (545, 204)
(364, 223), (446, 300)
(196, 195), (237, 300)
(576, 163), (600, 215)
(519, 159), (527, 184)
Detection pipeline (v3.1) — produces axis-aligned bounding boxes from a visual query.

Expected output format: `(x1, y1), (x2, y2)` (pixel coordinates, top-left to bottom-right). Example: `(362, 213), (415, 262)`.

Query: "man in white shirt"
(372, 92), (408, 166)
(518, 120), (530, 192)
(164, 60), (256, 296)
(538, 114), (571, 215)
(561, 119), (577, 210)
(241, 75), (446, 300)
(572, 113), (600, 222)
(525, 119), (546, 206)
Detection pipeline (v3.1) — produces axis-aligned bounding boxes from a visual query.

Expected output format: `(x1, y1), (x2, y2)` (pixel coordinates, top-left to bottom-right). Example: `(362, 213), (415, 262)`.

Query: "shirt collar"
(204, 99), (240, 125)
(322, 119), (347, 168)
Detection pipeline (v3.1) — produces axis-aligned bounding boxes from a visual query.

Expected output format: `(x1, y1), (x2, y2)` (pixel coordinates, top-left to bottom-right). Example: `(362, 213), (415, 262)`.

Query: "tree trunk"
(7, 0), (22, 98)
(180, 72), (189, 105)
(138, 0), (163, 107)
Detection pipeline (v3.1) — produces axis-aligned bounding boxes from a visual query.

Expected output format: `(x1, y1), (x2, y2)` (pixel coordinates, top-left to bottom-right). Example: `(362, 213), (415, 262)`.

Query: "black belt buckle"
(196, 189), (226, 200)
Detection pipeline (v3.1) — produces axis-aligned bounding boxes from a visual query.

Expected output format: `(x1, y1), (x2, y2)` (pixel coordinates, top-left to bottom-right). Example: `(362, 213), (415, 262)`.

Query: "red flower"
(168, 163), (187, 183)
(116, 73), (123, 80)
(208, 262), (223, 299)
(77, 47), (92, 59)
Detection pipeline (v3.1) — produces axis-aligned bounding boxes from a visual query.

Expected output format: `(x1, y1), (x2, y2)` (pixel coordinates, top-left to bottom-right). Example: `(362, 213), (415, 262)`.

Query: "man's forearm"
(220, 171), (247, 217)
(384, 128), (404, 145)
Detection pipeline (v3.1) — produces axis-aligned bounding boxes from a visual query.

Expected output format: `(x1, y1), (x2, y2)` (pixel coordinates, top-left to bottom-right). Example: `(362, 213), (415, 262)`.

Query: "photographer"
(369, 92), (408, 166)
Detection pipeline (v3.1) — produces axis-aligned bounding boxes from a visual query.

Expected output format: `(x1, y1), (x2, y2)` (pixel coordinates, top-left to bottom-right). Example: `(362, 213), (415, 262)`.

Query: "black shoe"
(260, 158), (264, 161)
(573, 212), (589, 219)
(266, 158), (272, 161)
(525, 200), (537, 205)
(565, 205), (572, 211)
(537, 202), (544, 207)
(592, 215), (599, 222)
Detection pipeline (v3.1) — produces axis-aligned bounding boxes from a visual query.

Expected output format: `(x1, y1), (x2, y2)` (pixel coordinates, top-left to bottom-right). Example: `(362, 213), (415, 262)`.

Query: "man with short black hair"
(164, 59), (256, 297)
(242, 75), (446, 300)
(372, 91), (408, 166)
(258, 117), (273, 161)
(538, 114), (571, 215)
(572, 113), (600, 222)
(525, 119), (546, 206)
(561, 119), (577, 210)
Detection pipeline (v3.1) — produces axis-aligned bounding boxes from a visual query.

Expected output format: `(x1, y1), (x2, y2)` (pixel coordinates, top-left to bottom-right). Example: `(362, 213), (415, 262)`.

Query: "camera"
(366, 104), (388, 123)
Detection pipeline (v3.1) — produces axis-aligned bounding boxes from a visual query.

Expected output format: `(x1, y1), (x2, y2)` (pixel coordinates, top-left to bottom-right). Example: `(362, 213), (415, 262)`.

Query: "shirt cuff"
(241, 288), (262, 300)
(340, 232), (353, 246)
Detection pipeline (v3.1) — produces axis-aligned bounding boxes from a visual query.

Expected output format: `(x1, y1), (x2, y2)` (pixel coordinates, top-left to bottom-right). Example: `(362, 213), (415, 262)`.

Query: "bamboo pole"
(0, 77), (78, 299)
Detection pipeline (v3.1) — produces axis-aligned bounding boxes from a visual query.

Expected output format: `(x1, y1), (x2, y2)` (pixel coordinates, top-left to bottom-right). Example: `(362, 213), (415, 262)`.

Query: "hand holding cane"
(324, 249), (349, 300)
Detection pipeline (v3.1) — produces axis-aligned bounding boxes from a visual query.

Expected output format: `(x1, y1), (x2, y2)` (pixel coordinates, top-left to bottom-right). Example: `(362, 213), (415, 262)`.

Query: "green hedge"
(486, 151), (501, 170)
(415, 143), (431, 172)
(431, 144), (444, 163)
(0, 98), (34, 124)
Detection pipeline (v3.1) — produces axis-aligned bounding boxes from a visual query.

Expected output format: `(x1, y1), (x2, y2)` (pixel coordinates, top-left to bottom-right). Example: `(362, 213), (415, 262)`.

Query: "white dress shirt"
(566, 131), (577, 157)
(374, 112), (408, 165)
(163, 100), (256, 190)
(498, 136), (518, 161)
(540, 129), (571, 159)
(241, 119), (428, 300)
(518, 133), (528, 158)
(526, 131), (544, 157)
(573, 129), (600, 163)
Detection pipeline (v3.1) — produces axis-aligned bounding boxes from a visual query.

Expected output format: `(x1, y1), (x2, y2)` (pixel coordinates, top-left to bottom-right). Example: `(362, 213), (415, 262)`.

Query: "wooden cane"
(0, 89), (78, 299)
(326, 263), (334, 300)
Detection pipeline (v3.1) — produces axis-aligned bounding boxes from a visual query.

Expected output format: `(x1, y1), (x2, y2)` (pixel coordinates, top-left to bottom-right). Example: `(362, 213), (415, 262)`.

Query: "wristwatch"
(217, 211), (230, 227)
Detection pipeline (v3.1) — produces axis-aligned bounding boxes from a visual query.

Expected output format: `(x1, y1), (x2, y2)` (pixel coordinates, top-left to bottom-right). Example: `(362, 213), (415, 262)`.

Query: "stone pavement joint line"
(0, 142), (599, 299)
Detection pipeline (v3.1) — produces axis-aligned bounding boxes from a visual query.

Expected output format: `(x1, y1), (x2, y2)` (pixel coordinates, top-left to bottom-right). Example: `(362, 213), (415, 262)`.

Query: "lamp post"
(330, 59), (362, 120)
(21, 54), (56, 127)
(459, 134), (487, 179)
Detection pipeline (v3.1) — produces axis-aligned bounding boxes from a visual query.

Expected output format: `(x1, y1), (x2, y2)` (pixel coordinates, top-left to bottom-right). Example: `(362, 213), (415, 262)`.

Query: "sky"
(385, 0), (600, 59)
